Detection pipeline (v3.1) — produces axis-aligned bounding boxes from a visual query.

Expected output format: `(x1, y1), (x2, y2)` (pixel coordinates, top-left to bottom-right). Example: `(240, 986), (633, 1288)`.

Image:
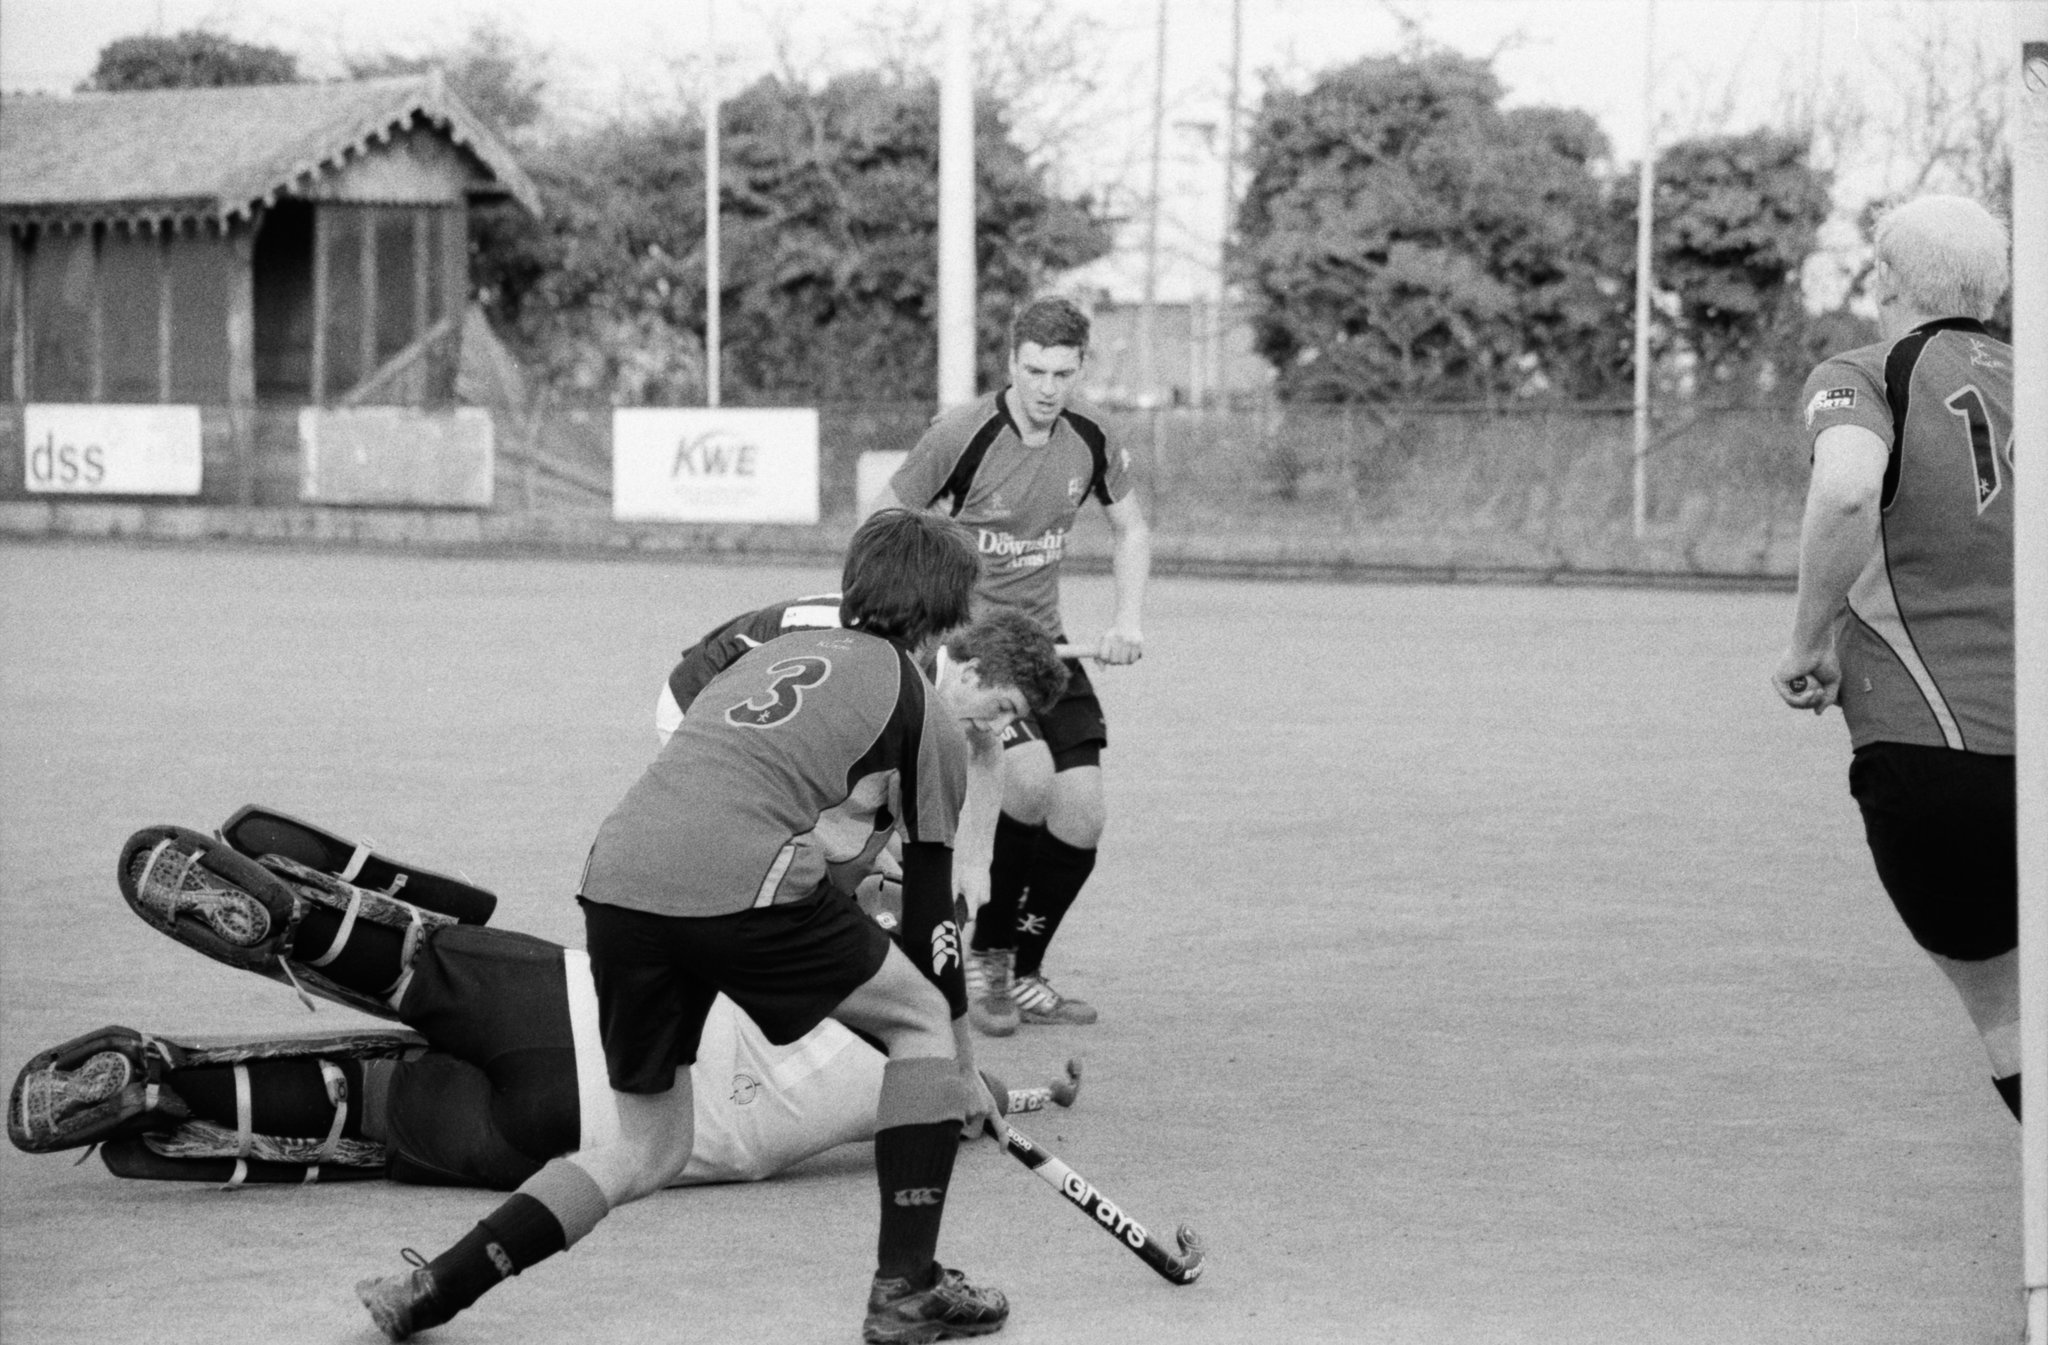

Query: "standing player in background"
(356, 511), (1072, 1343)
(879, 296), (1152, 1036)
(1772, 194), (2020, 1122)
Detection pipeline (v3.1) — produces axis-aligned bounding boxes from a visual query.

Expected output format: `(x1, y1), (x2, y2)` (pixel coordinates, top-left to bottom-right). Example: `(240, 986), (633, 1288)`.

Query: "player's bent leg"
(118, 824), (459, 1022)
(1005, 766), (1103, 1025)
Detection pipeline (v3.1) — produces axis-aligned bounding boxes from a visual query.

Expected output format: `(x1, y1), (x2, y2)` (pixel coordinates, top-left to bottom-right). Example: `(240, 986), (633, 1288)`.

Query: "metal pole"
(1210, 0), (1241, 409)
(1140, 0), (1167, 407)
(1631, 0), (1655, 540)
(2013, 26), (2048, 1344)
(704, 0), (721, 408)
(937, 0), (976, 408)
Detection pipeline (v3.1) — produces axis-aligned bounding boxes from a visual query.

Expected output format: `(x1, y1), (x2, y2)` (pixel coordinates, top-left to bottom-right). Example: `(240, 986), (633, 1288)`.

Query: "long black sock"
(428, 1194), (568, 1315)
(1013, 833), (1096, 978)
(874, 1120), (959, 1281)
(1995, 1073), (2021, 1121)
(971, 813), (1041, 954)
(170, 1059), (367, 1138)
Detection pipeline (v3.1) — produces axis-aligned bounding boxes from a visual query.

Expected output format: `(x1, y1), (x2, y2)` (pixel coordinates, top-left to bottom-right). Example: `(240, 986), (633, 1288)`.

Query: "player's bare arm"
(952, 725), (1005, 912)
(1097, 492), (1150, 666)
(1774, 423), (1887, 713)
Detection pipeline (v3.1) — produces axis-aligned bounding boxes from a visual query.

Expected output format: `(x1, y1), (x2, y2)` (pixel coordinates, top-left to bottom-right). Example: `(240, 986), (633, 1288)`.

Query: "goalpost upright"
(2015, 12), (2048, 1345)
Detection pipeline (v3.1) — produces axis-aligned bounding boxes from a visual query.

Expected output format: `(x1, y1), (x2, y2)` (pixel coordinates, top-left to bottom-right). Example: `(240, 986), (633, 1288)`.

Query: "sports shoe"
(965, 949), (1020, 1037)
(863, 1263), (1009, 1343)
(1010, 974), (1097, 1026)
(131, 839), (271, 946)
(16, 1051), (131, 1142)
(356, 1250), (452, 1342)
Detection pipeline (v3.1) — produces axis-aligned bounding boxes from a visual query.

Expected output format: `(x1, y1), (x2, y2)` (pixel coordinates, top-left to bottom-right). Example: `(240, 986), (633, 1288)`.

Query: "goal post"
(2015, 15), (2048, 1345)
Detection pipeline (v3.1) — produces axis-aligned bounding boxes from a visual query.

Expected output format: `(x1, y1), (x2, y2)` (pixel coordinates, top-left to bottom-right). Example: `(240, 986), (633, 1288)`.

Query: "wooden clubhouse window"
(312, 203), (458, 404)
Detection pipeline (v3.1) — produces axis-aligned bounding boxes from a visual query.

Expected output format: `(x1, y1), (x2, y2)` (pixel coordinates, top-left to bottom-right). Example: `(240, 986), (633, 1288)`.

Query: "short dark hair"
(840, 509), (978, 649)
(945, 608), (1070, 715)
(1009, 296), (1091, 354)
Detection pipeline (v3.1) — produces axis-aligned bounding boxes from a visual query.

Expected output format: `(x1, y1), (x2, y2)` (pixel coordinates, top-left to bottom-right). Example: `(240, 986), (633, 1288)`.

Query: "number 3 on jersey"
(726, 656), (831, 727)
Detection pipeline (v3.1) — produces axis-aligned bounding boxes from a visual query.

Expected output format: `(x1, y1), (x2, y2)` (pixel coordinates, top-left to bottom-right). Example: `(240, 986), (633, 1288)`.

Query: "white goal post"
(2015, 12), (2048, 1345)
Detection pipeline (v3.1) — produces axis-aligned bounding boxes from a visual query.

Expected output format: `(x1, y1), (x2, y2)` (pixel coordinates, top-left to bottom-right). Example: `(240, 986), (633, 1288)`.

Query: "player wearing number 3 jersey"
(357, 511), (1070, 1343)
(1771, 194), (2020, 1122)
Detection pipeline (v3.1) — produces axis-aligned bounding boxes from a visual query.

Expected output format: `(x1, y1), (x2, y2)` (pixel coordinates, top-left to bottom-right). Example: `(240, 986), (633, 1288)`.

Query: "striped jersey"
(889, 388), (1133, 634)
(585, 627), (968, 917)
(1799, 317), (2014, 753)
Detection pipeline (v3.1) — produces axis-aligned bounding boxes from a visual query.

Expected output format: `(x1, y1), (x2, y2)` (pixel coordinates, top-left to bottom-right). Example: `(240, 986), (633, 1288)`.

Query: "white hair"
(1874, 195), (2011, 320)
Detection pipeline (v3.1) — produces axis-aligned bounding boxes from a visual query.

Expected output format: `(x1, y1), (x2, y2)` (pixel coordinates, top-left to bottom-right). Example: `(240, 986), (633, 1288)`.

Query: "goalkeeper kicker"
(9, 812), (1079, 1189)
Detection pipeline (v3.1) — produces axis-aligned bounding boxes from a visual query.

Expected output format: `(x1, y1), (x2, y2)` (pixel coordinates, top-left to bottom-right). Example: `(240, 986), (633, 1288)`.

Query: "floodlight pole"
(937, 0), (976, 408)
(1631, 0), (1656, 541)
(2014, 26), (2048, 1345)
(1209, 0), (1242, 409)
(704, 0), (721, 408)
(1140, 0), (1167, 407)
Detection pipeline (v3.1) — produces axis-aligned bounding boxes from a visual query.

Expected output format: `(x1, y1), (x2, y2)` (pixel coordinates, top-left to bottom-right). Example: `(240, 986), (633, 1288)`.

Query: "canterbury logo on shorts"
(893, 1187), (944, 1207)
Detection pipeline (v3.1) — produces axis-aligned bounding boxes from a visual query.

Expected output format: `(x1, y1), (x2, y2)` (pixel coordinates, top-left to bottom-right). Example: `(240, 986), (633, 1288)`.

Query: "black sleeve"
(667, 631), (754, 715)
(897, 841), (965, 1018)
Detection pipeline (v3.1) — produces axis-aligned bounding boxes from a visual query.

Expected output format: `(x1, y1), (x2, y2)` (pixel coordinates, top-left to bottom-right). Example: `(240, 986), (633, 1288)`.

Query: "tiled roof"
(0, 73), (541, 227)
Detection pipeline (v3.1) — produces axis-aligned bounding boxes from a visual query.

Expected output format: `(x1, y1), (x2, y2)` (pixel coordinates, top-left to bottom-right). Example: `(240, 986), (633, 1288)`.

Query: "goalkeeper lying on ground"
(8, 816), (1077, 1188)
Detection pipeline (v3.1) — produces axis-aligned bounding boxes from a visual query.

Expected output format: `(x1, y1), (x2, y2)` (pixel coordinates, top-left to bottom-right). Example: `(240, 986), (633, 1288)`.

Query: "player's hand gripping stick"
(984, 1118), (1205, 1286)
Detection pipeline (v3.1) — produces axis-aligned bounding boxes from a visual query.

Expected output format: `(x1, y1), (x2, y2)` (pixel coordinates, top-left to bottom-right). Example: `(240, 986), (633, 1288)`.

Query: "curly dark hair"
(945, 608), (1070, 715)
(840, 509), (979, 649)
(1009, 296), (1091, 354)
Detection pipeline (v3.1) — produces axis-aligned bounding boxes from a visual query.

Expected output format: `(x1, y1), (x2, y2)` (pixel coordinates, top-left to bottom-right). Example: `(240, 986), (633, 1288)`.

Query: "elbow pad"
(897, 841), (965, 1018)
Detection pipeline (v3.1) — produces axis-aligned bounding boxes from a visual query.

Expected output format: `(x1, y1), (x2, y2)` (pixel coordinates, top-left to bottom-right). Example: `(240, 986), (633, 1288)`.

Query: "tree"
(475, 71), (1114, 405)
(345, 19), (551, 146)
(1636, 129), (1832, 389)
(1232, 50), (1631, 404)
(82, 31), (298, 91)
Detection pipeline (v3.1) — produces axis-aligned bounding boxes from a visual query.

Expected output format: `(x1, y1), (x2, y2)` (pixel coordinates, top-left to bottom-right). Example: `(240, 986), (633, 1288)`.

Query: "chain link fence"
(496, 398), (1809, 580)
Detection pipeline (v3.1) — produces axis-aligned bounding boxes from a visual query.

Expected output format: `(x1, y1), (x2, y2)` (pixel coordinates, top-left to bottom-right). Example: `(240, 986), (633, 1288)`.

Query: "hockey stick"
(1002, 1058), (1082, 1116)
(984, 1117), (1205, 1285)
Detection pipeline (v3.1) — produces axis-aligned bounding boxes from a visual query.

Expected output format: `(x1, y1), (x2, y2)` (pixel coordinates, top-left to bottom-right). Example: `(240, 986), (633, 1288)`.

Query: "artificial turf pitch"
(0, 542), (2024, 1344)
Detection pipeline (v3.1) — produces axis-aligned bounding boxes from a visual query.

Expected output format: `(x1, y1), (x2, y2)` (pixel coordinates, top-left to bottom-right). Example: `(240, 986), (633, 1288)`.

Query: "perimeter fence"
(499, 398), (1809, 580)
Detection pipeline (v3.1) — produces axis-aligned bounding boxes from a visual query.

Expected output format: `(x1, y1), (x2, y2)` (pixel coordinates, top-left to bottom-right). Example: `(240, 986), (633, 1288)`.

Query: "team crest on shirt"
(1066, 475), (1088, 505)
(1804, 386), (1856, 428)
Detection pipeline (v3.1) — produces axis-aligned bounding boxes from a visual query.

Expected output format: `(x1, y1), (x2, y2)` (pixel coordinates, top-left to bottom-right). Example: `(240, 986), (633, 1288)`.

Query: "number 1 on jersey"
(1944, 385), (2011, 513)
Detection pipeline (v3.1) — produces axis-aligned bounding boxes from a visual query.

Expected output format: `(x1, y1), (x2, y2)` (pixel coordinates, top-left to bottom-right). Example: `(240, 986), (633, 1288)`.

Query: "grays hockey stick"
(985, 1119), (1205, 1285)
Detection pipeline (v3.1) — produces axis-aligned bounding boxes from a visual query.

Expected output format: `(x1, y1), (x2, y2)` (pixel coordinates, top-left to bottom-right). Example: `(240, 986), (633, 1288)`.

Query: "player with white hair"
(1772, 193), (2020, 1120)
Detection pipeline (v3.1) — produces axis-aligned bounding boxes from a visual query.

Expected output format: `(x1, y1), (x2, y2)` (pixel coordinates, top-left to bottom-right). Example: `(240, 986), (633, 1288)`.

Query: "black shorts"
(1001, 656), (1106, 771)
(385, 923), (581, 1188)
(1847, 741), (2017, 961)
(580, 886), (892, 1094)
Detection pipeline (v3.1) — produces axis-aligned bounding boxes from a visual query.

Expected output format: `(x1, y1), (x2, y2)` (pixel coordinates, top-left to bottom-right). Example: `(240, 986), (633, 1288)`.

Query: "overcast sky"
(1, 0), (2034, 300)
